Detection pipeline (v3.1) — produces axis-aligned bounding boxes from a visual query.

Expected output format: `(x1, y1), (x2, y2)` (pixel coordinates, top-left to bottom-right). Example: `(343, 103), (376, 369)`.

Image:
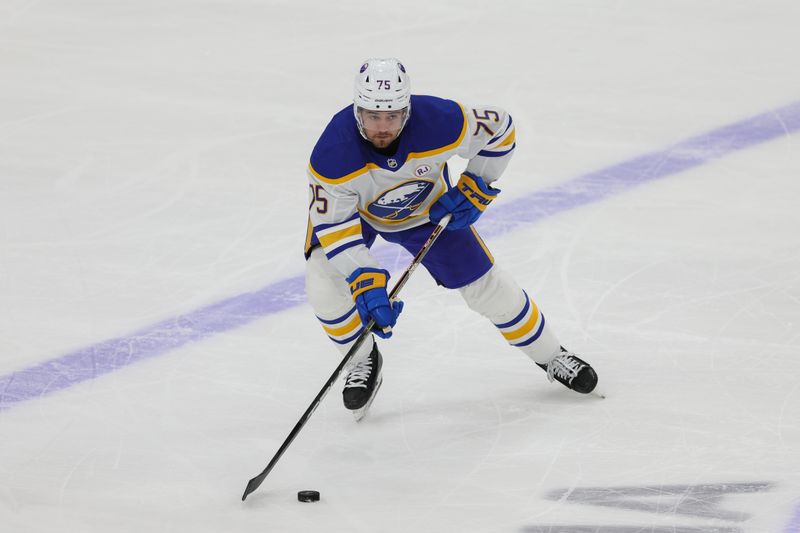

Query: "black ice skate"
(537, 348), (598, 394)
(343, 343), (383, 421)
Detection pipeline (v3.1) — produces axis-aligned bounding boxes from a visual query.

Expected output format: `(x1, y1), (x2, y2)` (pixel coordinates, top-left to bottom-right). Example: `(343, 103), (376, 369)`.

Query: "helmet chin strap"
(355, 111), (370, 141)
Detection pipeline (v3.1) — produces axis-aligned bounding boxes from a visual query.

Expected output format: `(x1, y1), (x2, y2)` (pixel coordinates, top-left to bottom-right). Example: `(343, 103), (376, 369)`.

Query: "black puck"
(297, 490), (320, 502)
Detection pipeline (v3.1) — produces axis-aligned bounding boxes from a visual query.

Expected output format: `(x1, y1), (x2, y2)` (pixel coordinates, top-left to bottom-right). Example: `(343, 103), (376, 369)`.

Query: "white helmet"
(353, 58), (411, 138)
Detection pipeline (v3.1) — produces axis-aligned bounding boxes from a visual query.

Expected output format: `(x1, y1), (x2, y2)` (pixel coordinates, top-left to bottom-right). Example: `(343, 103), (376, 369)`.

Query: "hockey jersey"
(305, 95), (516, 277)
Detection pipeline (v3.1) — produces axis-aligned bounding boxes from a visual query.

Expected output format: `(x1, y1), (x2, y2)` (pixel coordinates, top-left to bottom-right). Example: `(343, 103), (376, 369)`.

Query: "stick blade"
(242, 474), (265, 501)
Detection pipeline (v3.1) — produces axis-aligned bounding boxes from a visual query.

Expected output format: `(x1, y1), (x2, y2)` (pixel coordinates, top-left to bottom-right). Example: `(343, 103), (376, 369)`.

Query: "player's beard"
(368, 131), (398, 149)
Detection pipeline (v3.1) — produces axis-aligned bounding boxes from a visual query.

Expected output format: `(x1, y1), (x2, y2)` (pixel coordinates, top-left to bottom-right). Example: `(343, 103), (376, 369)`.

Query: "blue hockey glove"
(428, 172), (500, 230)
(346, 267), (404, 339)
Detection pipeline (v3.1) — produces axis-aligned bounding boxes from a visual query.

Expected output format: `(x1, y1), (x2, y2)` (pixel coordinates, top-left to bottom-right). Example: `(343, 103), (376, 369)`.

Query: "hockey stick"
(241, 214), (451, 501)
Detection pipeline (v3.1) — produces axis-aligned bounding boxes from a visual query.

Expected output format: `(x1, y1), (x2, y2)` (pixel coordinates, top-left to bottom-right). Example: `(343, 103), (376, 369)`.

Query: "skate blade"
(352, 375), (383, 422)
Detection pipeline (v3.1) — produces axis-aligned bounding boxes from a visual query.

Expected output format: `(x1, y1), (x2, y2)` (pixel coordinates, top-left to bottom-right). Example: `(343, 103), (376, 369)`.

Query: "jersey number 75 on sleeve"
(308, 184), (328, 214)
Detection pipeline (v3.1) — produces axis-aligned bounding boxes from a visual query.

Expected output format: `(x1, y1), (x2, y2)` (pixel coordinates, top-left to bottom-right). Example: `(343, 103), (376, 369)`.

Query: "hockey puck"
(297, 490), (320, 502)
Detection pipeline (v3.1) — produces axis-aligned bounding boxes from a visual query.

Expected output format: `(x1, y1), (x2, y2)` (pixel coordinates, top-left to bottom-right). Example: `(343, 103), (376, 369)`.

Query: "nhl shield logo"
(387, 158), (398, 169)
(367, 180), (435, 221)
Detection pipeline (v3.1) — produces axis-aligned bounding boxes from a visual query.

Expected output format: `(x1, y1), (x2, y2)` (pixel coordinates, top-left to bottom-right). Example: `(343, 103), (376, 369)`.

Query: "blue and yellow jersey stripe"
(478, 115), (516, 158)
(308, 161), (380, 185)
(406, 102), (468, 161)
(308, 96), (468, 183)
(313, 213), (365, 260)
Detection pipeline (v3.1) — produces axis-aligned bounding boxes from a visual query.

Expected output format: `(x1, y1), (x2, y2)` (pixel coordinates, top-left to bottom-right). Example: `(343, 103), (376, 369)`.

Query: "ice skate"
(343, 343), (383, 421)
(537, 348), (598, 394)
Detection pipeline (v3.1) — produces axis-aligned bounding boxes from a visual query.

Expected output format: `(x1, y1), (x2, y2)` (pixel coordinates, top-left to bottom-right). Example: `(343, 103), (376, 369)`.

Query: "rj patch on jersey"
(304, 95), (514, 276)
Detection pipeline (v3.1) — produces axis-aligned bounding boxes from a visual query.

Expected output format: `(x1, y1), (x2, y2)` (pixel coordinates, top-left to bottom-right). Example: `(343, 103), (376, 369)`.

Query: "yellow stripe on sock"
(322, 313), (362, 337)
(501, 301), (540, 341)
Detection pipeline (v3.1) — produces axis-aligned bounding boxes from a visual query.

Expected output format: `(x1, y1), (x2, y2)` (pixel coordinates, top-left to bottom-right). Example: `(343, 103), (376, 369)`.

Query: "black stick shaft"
(242, 215), (451, 501)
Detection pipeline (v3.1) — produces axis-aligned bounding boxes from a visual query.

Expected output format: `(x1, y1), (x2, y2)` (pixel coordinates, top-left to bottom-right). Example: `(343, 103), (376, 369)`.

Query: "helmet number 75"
(377, 80), (392, 90)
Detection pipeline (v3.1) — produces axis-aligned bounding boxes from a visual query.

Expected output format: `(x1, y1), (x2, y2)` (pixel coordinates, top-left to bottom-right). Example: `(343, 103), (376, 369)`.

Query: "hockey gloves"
(428, 172), (500, 230)
(347, 267), (404, 339)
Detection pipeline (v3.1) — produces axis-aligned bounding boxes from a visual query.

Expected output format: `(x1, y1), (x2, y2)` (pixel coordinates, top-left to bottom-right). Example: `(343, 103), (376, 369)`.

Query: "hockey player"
(305, 58), (598, 419)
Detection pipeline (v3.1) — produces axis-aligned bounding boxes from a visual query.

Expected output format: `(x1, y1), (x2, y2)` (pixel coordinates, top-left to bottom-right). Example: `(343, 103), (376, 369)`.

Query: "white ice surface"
(1, 1), (800, 532)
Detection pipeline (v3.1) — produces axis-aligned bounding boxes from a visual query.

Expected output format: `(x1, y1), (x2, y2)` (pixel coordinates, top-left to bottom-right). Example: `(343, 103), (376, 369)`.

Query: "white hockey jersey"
(305, 95), (516, 277)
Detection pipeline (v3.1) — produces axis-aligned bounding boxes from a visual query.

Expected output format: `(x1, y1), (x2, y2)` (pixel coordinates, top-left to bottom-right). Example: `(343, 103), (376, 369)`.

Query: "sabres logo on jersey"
(367, 180), (435, 221)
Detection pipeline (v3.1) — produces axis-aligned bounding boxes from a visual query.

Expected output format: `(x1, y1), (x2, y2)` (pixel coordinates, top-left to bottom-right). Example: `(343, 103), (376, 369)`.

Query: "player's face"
(358, 108), (406, 148)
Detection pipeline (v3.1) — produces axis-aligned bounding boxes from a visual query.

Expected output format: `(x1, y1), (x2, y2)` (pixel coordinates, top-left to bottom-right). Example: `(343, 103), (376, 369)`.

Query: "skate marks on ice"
(478, 100), (800, 240)
(523, 481), (773, 533)
(2, 101), (800, 411)
(0, 275), (306, 411)
(545, 481), (771, 521)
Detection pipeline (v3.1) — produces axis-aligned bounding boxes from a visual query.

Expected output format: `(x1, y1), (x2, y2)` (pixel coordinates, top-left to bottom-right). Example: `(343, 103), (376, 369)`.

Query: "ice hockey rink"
(2, 1), (800, 531)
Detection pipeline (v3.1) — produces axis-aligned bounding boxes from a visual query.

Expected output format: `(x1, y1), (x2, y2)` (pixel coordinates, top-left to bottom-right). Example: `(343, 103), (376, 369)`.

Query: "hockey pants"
(305, 246), (561, 366)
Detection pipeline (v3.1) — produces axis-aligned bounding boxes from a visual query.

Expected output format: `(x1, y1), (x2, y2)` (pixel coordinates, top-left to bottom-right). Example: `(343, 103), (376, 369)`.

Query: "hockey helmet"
(353, 58), (411, 138)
